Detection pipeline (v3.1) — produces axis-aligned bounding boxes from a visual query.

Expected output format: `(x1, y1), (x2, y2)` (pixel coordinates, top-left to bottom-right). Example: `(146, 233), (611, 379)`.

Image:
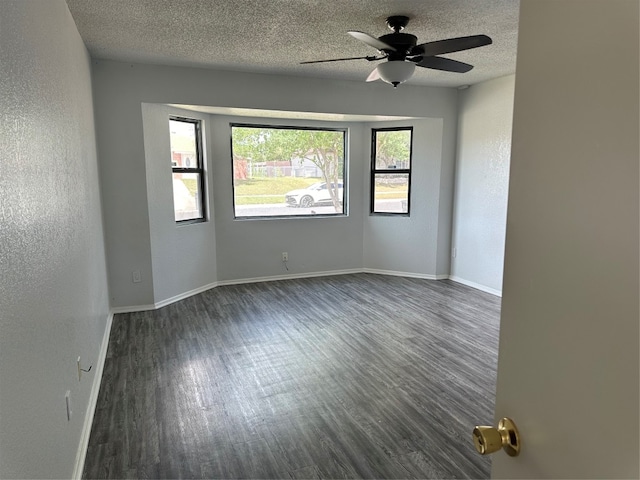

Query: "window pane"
(373, 174), (409, 213)
(375, 130), (411, 170)
(170, 119), (197, 167)
(173, 172), (203, 221)
(231, 126), (346, 218)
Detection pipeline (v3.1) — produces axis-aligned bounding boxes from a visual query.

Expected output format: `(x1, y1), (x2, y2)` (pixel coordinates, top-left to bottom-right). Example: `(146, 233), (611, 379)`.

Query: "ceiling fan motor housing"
(378, 32), (417, 60)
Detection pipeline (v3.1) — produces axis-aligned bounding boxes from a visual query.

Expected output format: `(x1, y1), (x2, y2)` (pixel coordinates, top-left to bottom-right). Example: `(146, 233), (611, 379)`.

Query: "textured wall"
(0, 1), (110, 478)
(450, 75), (515, 294)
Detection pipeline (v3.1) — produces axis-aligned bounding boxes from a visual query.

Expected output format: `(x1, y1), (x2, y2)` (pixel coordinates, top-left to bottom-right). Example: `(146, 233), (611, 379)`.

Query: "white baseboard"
(362, 268), (449, 280)
(217, 268), (362, 287)
(72, 311), (114, 480)
(111, 282), (221, 313)
(153, 281), (219, 309)
(111, 270), (362, 314)
(111, 270), (486, 315)
(111, 304), (156, 314)
(448, 275), (502, 297)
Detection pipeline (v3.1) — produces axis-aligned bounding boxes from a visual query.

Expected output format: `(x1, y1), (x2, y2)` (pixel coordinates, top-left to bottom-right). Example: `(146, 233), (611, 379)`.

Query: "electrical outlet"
(65, 390), (72, 421)
(77, 356), (82, 381)
(282, 252), (288, 262)
(132, 270), (141, 283)
(452, 247), (457, 258)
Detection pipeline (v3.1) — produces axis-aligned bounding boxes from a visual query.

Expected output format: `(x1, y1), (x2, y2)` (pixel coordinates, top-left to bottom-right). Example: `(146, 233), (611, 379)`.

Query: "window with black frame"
(230, 124), (346, 219)
(169, 117), (206, 223)
(370, 127), (413, 215)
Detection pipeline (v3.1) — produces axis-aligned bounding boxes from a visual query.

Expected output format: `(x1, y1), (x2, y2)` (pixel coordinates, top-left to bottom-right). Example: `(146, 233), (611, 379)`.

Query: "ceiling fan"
(301, 16), (492, 88)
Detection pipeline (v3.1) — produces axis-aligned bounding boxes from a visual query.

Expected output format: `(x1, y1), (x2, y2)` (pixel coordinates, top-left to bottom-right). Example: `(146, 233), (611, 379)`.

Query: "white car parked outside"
(285, 181), (344, 208)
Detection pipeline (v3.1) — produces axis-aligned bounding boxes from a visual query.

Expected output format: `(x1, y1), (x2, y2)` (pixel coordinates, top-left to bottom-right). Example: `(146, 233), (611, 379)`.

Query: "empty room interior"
(1, 1), (638, 479)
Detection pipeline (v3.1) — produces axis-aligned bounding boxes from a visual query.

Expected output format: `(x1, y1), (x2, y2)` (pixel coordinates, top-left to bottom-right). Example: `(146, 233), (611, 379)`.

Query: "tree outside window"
(231, 125), (347, 219)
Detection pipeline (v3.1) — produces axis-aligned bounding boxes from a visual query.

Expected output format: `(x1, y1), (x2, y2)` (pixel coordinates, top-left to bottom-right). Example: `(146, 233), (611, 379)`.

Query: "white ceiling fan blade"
(366, 66), (380, 82)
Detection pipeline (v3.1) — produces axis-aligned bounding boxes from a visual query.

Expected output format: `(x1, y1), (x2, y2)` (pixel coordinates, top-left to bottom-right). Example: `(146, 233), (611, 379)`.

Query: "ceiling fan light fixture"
(377, 60), (415, 87)
(301, 17), (492, 86)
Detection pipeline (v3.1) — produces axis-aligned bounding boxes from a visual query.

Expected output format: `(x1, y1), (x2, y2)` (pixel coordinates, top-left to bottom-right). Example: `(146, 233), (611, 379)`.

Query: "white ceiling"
(65, 0), (519, 88)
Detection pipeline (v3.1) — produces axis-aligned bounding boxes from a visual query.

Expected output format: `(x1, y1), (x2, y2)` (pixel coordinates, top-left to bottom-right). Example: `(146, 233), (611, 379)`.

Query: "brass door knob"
(472, 417), (520, 457)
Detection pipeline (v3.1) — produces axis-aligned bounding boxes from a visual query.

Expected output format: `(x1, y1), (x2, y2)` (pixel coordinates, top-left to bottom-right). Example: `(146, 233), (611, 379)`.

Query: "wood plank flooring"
(83, 274), (501, 479)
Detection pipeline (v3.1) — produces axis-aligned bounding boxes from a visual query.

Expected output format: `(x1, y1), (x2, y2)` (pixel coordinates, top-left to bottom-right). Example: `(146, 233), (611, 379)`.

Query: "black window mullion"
(169, 116), (206, 223)
(370, 127), (413, 215)
(372, 168), (411, 175)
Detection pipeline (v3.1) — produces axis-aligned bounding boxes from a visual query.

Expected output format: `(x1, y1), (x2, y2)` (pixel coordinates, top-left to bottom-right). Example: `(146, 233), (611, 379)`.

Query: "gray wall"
(363, 119), (453, 276)
(0, 1), (110, 478)
(93, 60), (459, 308)
(142, 104), (218, 304)
(210, 115), (366, 282)
(450, 75), (515, 294)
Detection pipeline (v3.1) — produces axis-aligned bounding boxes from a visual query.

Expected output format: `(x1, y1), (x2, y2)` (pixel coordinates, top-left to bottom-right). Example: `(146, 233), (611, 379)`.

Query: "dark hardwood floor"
(83, 274), (501, 479)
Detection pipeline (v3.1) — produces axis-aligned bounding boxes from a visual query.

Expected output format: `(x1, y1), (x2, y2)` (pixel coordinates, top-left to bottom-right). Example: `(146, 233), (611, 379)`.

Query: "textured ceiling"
(65, 0), (519, 88)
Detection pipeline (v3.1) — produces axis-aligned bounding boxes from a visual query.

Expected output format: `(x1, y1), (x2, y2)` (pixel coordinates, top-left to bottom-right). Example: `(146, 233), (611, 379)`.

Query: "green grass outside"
(374, 191), (408, 200)
(235, 196), (283, 205)
(233, 177), (321, 205)
(374, 183), (408, 200)
(182, 176), (406, 204)
(182, 178), (198, 197)
(181, 177), (320, 205)
(235, 177), (319, 195)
